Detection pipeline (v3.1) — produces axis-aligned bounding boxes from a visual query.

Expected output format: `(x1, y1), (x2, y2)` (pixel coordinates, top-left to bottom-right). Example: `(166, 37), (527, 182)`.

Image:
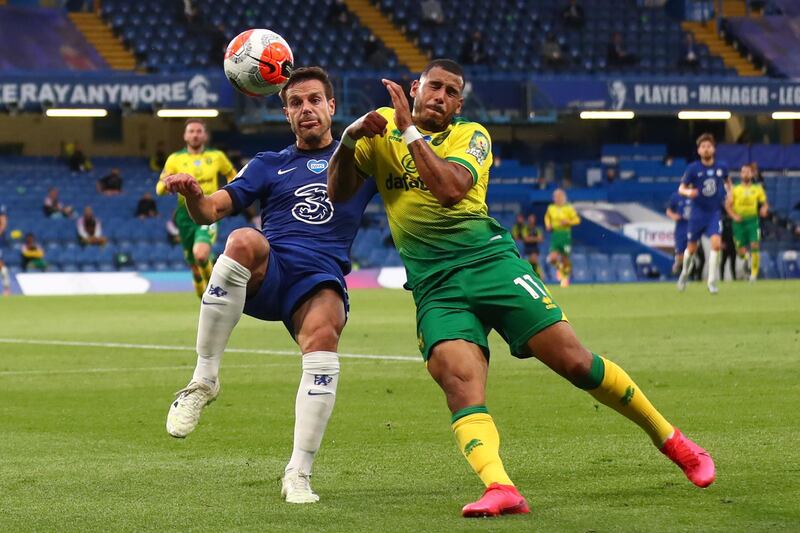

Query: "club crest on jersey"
(292, 183), (334, 225)
(466, 130), (489, 165)
(307, 159), (328, 174)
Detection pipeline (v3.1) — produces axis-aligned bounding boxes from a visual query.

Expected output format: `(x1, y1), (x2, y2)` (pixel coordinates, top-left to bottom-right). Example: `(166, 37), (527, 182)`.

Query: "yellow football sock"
(192, 273), (205, 298)
(580, 354), (674, 447)
(199, 259), (214, 285)
(451, 407), (514, 487)
(751, 250), (760, 277)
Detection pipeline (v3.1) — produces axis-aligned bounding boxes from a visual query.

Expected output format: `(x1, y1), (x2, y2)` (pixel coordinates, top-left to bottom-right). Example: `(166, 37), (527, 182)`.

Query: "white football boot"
(166, 380), (220, 438)
(281, 470), (320, 504)
(676, 272), (688, 292)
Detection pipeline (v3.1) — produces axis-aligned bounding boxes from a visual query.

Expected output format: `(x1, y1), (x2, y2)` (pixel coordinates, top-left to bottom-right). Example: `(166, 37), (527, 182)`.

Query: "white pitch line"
(0, 338), (420, 363)
(0, 362), (290, 377)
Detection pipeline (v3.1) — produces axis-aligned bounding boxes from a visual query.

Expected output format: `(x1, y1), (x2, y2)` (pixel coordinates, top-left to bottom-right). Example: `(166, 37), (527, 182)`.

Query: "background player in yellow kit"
(544, 188), (581, 287)
(726, 163), (769, 282)
(157, 119), (237, 297)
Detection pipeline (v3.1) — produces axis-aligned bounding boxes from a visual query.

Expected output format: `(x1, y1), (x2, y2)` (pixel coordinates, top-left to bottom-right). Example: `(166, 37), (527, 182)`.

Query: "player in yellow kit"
(157, 119), (237, 297)
(544, 189), (581, 287)
(726, 163), (768, 282)
(328, 58), (715, 519)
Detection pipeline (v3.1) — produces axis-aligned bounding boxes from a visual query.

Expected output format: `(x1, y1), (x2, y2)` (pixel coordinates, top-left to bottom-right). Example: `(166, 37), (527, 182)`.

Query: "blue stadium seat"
(778, 250), (800, 278)
(589, 253), (615, 283)
(611, 254), (637, 282)
(571, 254), (592, 283)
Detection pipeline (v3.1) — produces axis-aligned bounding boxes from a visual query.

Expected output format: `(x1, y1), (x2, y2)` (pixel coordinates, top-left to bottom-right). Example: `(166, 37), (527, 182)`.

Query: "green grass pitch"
(1, 281), (799, 532)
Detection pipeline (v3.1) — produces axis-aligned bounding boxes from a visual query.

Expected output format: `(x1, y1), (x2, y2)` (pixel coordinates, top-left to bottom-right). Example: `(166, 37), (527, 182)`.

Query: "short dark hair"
(279, 66), (334, 104)
(421, 58), (465, 87)
(696, 132), (715, 147)
(184, 118), (206, 131)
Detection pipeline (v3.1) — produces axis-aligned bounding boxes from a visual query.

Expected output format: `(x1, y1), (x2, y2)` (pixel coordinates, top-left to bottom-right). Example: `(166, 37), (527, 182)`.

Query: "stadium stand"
(376, 0), (733, 76)
(0, 6), (107, 71)
(99, 0), (400, 73)
(90, 0), (752, 77)
(722, 15), (800, 78)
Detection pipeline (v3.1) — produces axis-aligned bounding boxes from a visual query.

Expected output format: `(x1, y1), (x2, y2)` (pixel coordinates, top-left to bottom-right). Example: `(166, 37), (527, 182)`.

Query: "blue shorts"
(243, 244), (349, 335)
(674, 222), (688, 254)
(686, 210), (721, 243)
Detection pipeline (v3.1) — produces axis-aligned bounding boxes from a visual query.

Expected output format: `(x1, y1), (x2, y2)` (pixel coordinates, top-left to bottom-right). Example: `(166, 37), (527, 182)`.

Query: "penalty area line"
(0, 338), (420, 363)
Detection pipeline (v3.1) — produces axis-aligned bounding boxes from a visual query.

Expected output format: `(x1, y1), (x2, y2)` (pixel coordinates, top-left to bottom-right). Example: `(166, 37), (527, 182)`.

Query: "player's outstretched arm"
(678, 183), (698, 199)
(383, 79), (472, 208)
(162, 173), (233, 224)
(328, 111), (387, 203)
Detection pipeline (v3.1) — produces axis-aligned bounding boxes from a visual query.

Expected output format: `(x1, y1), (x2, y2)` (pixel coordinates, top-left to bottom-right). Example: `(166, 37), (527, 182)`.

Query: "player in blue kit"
(676, 133), (730, 294)
(161, 67), (376, 503)
(666, 191), (691, 275)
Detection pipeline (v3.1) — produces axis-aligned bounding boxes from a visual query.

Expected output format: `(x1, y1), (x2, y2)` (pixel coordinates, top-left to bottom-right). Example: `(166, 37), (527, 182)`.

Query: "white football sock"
(707, 249), (720, 285)
(286, 351), (340, 475)
(192, 254), (251, 386)
(679, 251), (694, 278)
(0, 265), (9, 290)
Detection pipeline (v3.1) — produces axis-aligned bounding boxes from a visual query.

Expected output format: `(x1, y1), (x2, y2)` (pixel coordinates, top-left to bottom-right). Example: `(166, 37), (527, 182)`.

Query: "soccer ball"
(223, 29), (294, 97)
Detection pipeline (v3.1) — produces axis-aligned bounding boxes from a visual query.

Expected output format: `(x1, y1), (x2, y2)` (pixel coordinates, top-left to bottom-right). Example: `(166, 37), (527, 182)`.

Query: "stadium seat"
(759, 251), (779, 279)
(611, 254), (637, 283)
(571, 254), (592, 283)
(778, 250), (800, 278)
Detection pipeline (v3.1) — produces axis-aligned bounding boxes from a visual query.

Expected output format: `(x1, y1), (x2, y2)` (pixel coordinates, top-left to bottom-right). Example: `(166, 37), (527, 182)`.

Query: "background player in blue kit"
(666, 190), (691, 275)
(161, 67), (377, 504)
(676, 133), (730, 294)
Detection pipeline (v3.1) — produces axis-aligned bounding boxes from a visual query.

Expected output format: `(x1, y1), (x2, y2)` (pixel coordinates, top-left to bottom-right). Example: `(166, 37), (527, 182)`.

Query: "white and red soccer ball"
(223, 29), (294, 97)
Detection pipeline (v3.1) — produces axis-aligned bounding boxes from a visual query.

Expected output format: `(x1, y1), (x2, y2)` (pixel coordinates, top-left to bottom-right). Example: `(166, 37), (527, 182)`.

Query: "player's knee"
(193, 246), (210, 264)
(224, 228), (268, 270)
(565, 351), (594, 383)
(299, 322), (341, 353)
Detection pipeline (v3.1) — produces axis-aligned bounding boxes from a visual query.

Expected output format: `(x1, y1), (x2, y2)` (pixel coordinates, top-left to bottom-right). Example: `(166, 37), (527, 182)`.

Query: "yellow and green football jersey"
(158, 148), (236, 206)
(545, 204), (580, 232)
(731, 183), (766, 219)
(354, 107), (515, 288)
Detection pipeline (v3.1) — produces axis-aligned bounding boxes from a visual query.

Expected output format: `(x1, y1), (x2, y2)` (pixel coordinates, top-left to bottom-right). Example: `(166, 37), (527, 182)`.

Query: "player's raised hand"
(382, 78), (412, 131)
(345, 111), (388, 141)
(162, 173), (203, 198)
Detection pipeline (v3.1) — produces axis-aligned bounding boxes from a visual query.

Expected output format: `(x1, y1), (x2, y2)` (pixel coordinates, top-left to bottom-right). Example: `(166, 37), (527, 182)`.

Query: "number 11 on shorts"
(514, 274), (548, 299)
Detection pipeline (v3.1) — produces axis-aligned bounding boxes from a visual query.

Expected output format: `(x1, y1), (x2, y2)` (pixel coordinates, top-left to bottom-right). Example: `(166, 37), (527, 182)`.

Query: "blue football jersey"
(223, 141), (377, 275)
(668, 191), (691, 222)
(681, 160), (728, 213)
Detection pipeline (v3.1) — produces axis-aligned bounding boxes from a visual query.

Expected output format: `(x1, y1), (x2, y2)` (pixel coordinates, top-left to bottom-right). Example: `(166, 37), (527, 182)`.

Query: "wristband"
(341, 132), (356, 150)
(402, 125), (423, 145)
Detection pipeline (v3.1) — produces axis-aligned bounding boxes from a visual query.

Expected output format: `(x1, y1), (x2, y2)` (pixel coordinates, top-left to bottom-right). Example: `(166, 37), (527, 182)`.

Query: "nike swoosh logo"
(307, 391), (333, 396)
(201, 298), (226, 306)
(277, 167), (297, 175)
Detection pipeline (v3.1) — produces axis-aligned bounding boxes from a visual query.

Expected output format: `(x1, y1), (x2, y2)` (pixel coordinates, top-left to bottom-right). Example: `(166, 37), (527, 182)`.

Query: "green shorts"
(550, 230), (572, 255)
(174, 206), (217, 265)
(733, 217), (760, 249)
(414, 252), (566, 361)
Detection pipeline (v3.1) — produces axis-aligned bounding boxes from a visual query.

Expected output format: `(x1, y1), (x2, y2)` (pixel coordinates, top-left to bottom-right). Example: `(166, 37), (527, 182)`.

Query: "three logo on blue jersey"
(292, 183), (334, 225)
